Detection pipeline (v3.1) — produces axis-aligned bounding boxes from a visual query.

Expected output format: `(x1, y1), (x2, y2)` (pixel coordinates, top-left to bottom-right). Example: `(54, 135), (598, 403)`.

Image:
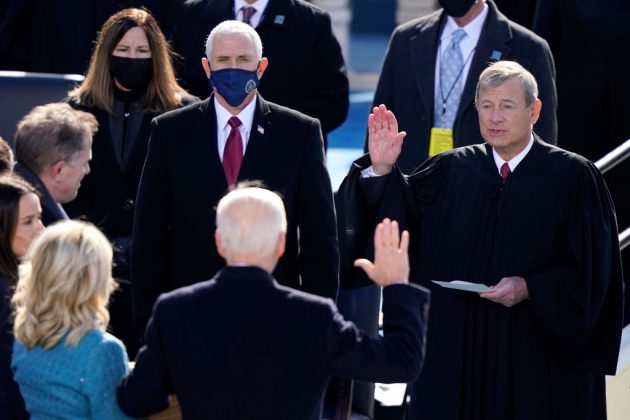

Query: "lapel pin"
(257, 125), (265, 135)
(274, 15), (285, 25)
(490, 50), (502, 60)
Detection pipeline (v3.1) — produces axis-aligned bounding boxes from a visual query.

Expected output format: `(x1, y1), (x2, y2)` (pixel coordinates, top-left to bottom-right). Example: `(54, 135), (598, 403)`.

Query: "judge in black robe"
(336, 62), (623, 420)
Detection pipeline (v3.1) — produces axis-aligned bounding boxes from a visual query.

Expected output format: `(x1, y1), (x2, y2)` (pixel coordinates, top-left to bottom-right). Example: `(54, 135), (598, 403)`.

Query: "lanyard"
(438, 40), (476, 116)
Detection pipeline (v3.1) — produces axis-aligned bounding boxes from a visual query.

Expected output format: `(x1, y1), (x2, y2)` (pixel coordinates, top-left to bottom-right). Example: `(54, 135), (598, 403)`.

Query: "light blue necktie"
(435, 29), (467, 129)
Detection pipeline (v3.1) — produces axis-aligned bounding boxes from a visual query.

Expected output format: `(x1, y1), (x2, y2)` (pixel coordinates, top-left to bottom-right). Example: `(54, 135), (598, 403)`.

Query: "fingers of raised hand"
(382, 218), (393, 250)
(354, 258), (375, 277)
(400, 230), (410, 254)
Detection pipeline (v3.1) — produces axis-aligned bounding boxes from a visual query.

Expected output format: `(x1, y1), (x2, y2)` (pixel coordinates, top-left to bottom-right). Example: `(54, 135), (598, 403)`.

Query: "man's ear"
(275, 232), (286, 258)
(202, 57), (211, 78)
(257, 57), (269, 79)
(49, 160), (65, 182)
(530, 98), (542, 125)
(215, 230), (226, 258)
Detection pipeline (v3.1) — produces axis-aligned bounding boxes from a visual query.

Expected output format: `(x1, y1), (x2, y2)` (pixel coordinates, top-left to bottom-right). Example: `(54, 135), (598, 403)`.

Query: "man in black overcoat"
(131, 20), (339, 329)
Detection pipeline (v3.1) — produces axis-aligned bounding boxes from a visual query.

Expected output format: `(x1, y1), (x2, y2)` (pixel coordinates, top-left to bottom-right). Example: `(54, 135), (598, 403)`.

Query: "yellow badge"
(429, 127), (454, 157)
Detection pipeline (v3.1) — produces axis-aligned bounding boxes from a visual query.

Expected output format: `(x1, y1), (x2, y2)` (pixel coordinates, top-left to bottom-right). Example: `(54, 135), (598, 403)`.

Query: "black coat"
(170, 0), (349, 136)
(371, 0), (558, 173)
(131, 94), (339, 324)
(118, 266), (430, 420)
(0, 276), (27, 419)
(64, 94), (198, 240)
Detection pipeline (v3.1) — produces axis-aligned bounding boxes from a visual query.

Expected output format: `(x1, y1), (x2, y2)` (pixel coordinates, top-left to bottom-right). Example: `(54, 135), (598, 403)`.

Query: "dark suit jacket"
(117, 266), (430, 420)
(130, 94), (339, 324)
(13, 162), (67, 226)
(371, 0), (558, 173)
(171, 0), (349, 136)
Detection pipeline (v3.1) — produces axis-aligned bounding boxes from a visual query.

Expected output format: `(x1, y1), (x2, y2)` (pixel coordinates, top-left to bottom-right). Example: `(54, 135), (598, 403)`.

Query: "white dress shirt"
(215, 96), (257, 162)
(492, 134), (534, 174)
(234, 0), (269, 28)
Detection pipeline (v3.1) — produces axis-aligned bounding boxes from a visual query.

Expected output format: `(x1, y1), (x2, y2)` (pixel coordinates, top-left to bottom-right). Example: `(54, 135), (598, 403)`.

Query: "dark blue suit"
(117, 266), (430, 420)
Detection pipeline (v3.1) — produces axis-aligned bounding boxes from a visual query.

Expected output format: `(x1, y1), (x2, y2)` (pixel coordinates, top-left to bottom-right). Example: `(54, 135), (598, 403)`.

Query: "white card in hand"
(431, 280), (492, 293)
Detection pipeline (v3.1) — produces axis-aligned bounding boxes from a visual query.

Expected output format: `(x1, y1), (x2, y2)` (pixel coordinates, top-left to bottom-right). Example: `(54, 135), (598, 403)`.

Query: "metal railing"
(595, 139), (630, 251)
(620, 228), (630, 252)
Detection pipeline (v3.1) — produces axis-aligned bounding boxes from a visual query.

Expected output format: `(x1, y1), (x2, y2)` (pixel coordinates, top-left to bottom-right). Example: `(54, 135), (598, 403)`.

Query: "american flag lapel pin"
(257, 125), (265, 135)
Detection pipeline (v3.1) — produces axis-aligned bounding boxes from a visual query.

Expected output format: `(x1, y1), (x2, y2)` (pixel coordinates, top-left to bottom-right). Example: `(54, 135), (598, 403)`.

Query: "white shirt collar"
(234, 0), (269, 25)
(492, 134), (535, 174)
(214, 95), (257, 134)
(441, 0), (488, 48)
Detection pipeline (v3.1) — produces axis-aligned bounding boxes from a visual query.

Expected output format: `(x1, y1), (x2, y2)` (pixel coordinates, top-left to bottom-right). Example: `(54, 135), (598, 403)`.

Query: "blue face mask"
(208, 67), (260, 107)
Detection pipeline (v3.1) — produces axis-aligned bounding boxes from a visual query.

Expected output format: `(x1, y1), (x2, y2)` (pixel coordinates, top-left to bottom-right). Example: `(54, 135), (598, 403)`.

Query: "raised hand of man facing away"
(354, 218), (410, 286)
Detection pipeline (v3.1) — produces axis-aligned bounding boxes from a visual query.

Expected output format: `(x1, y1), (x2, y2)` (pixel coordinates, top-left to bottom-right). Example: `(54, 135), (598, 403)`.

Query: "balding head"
(215, 185), (287, 271)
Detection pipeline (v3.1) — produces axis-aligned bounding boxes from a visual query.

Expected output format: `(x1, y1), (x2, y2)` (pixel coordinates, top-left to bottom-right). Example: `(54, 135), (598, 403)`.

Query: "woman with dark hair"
(0, 176), (44, 419)
(65, 8), (197, 356)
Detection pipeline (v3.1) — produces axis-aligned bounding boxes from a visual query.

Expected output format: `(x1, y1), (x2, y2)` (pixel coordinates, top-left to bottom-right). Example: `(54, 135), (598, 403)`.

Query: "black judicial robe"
(336, 138), (623, 420)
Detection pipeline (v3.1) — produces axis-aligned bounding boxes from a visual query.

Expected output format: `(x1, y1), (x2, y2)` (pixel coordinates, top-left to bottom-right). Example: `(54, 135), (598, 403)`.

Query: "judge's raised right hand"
(354, 218), (410, 286)
(368, 104), (407, 175)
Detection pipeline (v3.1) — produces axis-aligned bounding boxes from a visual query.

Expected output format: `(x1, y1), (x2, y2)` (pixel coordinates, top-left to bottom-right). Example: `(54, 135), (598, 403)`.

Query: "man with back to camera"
(13, 103), (97, 226)
(337, 61), (623, 419)
(370, 0), (557, 173)
(118, 185), (430, 419)
(131, 20), (338, 331)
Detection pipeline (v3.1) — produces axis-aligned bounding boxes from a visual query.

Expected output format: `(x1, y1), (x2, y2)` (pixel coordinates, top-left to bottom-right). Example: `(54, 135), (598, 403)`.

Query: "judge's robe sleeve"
(525, 160), (624, 374)
(335, 153), (444, 289)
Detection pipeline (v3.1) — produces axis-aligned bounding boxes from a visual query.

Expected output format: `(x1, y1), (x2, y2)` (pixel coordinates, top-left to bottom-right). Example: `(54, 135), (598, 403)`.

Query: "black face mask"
(439, 0), (476, 18)
(110, 56), (152, 91)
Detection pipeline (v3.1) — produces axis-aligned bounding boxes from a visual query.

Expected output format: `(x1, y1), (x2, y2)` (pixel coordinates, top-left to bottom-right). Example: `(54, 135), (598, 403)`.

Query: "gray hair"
(475, 61), (538, 107)
(216, 185), (287, 259)
(15, 103), (97, 175)
(205, 20), (263, 61)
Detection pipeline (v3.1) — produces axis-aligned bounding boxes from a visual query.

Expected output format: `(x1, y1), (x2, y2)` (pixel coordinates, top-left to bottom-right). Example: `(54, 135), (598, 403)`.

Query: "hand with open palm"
(367, 104), (407, 175)
(354, 218), (410, 286)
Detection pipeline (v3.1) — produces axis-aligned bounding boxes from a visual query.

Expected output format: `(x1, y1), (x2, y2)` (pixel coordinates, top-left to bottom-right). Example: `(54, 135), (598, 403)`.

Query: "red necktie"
(500, 162), (511, 183)
(223, 117), (243, 188)
(241, 6), (256, 26)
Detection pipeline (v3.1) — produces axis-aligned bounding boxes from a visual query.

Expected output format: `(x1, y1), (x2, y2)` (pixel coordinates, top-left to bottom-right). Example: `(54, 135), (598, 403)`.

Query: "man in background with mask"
(169, 0), (349, 147)
(369, 0), (558, 173)
(131, 20), (338, 330)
